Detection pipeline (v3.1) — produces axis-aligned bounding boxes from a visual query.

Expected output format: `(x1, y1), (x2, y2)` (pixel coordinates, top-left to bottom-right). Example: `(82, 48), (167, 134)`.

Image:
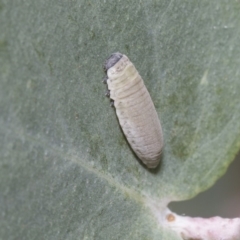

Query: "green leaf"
(1, 0), (240, 239)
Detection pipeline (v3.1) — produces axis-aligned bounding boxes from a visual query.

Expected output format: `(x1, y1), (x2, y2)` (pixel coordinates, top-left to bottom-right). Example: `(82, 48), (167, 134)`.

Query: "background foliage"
(1, 0), (240, 239)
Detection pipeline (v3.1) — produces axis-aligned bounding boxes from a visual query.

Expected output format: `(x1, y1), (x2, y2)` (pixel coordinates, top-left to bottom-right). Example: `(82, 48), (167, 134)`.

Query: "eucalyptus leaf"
(1, 0), (240, 239)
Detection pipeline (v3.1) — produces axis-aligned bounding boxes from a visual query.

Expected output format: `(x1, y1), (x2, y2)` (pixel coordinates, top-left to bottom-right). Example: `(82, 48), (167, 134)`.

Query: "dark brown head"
(104, 52), (123, 72)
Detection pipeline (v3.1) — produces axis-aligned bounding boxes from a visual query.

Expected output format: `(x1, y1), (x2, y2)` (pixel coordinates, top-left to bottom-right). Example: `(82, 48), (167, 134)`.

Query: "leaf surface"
(1, 0), (240, 239)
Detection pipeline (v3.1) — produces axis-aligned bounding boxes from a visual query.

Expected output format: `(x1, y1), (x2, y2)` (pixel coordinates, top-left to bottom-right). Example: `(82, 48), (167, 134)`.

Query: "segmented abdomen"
(105, 53), (163, 168)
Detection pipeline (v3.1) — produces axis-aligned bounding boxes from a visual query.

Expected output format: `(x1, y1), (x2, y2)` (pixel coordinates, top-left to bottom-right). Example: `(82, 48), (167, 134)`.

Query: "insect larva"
(104, 52), (163, 168)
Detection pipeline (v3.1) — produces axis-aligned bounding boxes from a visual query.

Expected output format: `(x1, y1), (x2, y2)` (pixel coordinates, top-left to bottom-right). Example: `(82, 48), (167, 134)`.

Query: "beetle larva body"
(104, 52), (163, 168)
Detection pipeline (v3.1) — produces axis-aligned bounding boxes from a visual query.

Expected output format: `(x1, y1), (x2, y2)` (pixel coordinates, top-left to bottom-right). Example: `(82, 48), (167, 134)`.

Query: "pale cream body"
(106, 54), (163, 168)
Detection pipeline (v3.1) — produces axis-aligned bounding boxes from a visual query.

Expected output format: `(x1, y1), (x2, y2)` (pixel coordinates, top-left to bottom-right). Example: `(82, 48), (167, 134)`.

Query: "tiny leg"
(110, 100), (114, 107)
(105, 90), (110, 97)
(102, 76), (108, 84)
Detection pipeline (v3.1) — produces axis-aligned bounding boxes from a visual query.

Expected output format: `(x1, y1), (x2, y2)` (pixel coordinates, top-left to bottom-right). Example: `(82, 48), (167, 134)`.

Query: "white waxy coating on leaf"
(106, 53), (163, 168)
